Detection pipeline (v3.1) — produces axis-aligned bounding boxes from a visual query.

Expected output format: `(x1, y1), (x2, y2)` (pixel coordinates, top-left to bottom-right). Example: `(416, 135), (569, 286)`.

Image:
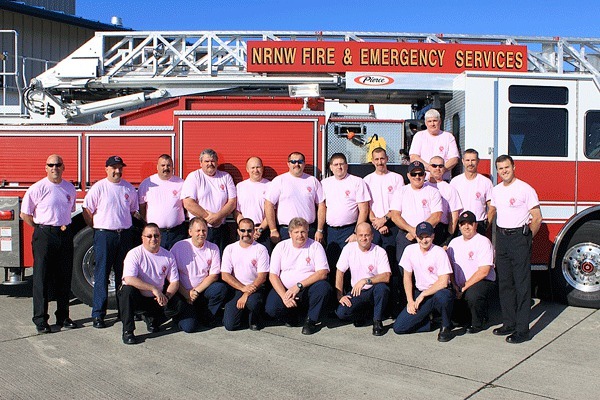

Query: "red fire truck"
(1, 31), (599, 309)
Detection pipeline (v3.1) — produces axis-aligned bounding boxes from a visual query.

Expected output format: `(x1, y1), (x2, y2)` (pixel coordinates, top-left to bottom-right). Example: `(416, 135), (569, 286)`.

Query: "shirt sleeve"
(312, 241), (329, 272)
(376, 246), (391, 274)
(429, 187), (443, 213)
(257, 245), (270, 273)
(335, 244), (351, 273)
(220, 245), (233, 274)
(269, 243), (283, 275)
(446, 133), (460, 159)
(180, 172), (198, 200)
(167, 253), (179, 282)
(225, 174), (237, 199)
(209, 245), (222, 274)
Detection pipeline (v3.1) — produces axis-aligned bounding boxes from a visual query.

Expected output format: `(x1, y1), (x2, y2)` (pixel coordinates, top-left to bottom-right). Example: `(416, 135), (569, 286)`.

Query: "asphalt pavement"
(0, 276), (598, 400)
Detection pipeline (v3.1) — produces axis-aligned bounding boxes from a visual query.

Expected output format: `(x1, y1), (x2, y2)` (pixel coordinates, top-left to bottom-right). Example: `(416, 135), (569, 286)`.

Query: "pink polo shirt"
(171, 238), (221, 290)
(181, 169), (237, 227)
(21, 178), (76, 226)
(322, 174), (371, 227)
(447, 233), (495, 287)
(409, 130), (459, 180)
(490, 178), (540, 228)
(270, 238), (329, 289)
(236, 178), (270, 226)
(450, 173), (493, 221)
(336, 242), (391, 288)
(363, 171), (404, 218)
(83, 178), (138, 230)
(424, 181), (462, 225)
(138, 174), (185, 229)
(400, 243), (452, 292)
(390, 184), (443, 227)
(122, 245), (179, 297)
(221, 241), (270, 286)
(265, 172), (324, 225)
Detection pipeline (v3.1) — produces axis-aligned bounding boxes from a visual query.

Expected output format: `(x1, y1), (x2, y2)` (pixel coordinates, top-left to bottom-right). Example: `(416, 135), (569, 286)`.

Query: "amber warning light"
(0, 210), (14, 220)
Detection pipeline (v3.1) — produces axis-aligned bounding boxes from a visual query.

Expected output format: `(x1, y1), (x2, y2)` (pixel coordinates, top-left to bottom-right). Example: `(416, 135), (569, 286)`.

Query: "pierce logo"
(353, 75), (394, 86)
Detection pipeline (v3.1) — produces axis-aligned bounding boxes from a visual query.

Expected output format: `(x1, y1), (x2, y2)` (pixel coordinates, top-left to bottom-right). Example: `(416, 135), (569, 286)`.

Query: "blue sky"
(77, 0), (599, 38)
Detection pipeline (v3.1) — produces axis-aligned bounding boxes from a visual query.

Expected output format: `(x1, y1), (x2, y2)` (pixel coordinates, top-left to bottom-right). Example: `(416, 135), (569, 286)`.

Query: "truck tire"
(552, 221), (600, 308)
(71, 227), (117, 309)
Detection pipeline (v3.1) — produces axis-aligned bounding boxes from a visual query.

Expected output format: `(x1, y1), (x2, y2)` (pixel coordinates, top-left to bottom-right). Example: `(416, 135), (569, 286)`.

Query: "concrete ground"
(0, 277), (597, 400)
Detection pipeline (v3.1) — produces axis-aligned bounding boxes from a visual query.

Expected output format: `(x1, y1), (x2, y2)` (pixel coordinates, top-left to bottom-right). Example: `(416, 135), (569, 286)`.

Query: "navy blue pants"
(265, 280), (331, 323)
(92, 228), (134, 319)
(393, 288), (455, 334)
(159, 222), (188, 250)
(336, 283), (390, 322)
(223, 287), (265, 331)
(207, 224), (229, 254)
(325, 224), (355, 287)
(170, 281), (228, 333)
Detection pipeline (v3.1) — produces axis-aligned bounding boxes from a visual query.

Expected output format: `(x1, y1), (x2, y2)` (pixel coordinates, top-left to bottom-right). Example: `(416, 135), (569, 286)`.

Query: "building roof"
(0, 0), (132, 31)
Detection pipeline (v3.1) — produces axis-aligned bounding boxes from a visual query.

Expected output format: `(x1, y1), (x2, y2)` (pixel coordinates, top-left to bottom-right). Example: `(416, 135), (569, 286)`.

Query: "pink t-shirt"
(138, 174), (185, 229)
(390, 184), (443, 227)
(221, 241), (270, 286)
(363, 171), (404, 218)
(490, 178), (540, 228)
(83, 178), (138, 230)
(270, 238), (329, 289)
(409, 130), (459, 180)
(424, 181), (462, 224)
(122, 245), (179, 297)
(171, 238), (221, 290)
(336, 242), (391, 288)
(265, 172), (324, 225)
(322, 174), (371, 226)
(447, 233), (495, 287)
(236, 178), (270, 226)
(399, 243), (452, 291)
(450, 173), (493, 221)
(181, 169), (237, 227)
(21, 178), (76, 226)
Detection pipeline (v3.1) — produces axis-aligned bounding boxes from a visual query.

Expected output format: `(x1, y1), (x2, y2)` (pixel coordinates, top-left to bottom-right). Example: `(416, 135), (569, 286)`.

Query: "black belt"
(96, 227), (130, 233)
(159, 225), (184, 233)
(497, 226), (521, 236)
(36, 224), (69, 233)
(329, 223), (355, 230)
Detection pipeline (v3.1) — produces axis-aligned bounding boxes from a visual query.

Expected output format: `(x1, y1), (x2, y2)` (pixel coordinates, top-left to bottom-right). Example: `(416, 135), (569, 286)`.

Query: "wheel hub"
(562, 242), (600, 292)
(82, 247), (117, 294)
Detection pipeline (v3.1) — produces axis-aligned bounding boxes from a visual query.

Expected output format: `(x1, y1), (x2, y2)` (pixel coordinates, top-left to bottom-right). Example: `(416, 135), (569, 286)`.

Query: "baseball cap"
(408, 161), (425, 173)
(105, 155), (126, 167)
(415, 221), (434, 237)
(458, 210), (477, 224)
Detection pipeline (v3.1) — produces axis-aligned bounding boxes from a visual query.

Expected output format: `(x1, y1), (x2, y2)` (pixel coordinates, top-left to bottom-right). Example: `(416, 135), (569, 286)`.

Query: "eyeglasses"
(288, 159), (305, 165)
(143, 234), (160, 239)
(430, 163), (444, 169)
(238, 228), (253, 233)
(409, 171), (425, 177)
(47, 163), (63, 168)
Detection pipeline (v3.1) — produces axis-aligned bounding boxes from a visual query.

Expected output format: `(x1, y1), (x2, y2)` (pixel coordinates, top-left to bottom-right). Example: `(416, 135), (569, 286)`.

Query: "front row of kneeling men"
(121, 210), (493, 345)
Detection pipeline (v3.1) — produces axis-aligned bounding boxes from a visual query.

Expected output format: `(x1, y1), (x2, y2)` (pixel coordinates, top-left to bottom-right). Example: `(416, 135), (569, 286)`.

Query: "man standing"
(447, 211), (496, 333)
(21, 154), (77, 333)
(335, 222), (391, 336)
(322, 153), (370, 283)
(425, 156), (462, 247)
(83, 155), (138, 329)
(221, 218), (270, 331)
(181, 149), (237, 252)
(450, 149), (493, 235)
(409, 109), (459, 181)
(170, 217), (228, 333)
(488, 155), (542, 344)
(138, 154), (186, 249)
(265, 217), (331, 335)
(234, 156), (271, 250)
(265, 152), (325, 243)
(393, 222), (455, 342)
(119, 223), (179, 344)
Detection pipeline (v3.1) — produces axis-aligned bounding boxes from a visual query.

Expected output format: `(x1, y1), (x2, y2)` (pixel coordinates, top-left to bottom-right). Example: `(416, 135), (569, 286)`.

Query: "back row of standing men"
(22, 108), (542, 345)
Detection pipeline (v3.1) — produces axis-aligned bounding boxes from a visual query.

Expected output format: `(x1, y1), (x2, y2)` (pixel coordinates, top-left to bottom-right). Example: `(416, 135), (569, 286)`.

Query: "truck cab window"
(585, 111), (600, 159)
(508, 107), (568, 157)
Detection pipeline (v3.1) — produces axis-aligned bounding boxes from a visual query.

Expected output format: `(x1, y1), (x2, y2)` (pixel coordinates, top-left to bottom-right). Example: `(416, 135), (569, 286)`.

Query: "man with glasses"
(221, 218), (270, 331)
(169, 217), (228, 332)
(409, 109), (459, 181)
(21, 154), (77, 334)
(138, 154), (186, 250)
(118, 223), (179, 344)
(425, 156), (462, 247)
(181, 148), (237, 253)
(265, 152), (325, 244)
(83, 155), (138, 329)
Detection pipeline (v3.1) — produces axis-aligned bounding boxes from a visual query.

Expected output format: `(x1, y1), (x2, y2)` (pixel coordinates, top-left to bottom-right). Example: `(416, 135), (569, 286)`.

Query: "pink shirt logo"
(387, 186), (393, 193)
(428, 266), (435, 274)
(220, 184), (225, 191)
(368, 265), (374, 273)
(345, 190), (350, 198)
(509, 198), (516, 207)
(251, 259), (257, 269)
(66, 195), (71, 202)
(439, 146), (444, 152)
(306, 257), (311, 265)
(306, 187), (312, 193)
(161, 266), (167, 276)
(207, 259), (212, 267)
(468, 251), (474, 260)
(125, 194), (129, 201)
(475, 192), (481, 199)
(422, 199), (428, 208)
(172, 190), (178, 197)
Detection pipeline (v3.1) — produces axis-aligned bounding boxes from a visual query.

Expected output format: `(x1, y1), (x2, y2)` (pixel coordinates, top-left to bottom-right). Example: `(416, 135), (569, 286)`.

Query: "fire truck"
(1, 31), (599, 309)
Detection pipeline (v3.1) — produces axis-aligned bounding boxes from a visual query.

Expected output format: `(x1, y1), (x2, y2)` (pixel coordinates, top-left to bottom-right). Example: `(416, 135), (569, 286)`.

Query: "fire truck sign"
(247, 41), (527, 73)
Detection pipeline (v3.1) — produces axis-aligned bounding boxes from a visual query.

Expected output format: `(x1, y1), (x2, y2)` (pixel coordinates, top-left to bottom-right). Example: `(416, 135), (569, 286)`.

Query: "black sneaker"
(122, 331), (137, 345)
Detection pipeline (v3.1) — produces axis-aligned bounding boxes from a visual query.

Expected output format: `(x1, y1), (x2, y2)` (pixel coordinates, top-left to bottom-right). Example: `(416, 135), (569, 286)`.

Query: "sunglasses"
(430, 163), (444, 169)
(238, 228), (253, 233)
(409, 171), (425, 177)
(143, 234), (160, 239)
(288, 159), (305, 165)
(47, 163), (63, 168)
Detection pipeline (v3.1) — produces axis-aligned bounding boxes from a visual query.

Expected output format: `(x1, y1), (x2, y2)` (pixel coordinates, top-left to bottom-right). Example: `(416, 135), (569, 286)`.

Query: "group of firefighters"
(21, 108), (542, 345)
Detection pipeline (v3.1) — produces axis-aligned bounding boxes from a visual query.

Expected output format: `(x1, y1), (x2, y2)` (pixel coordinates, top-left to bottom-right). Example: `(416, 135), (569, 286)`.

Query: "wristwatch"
(257, 227), (264, 233)
(366, 278), (373, 285)
(297, 282), (304, 290)
(384, 215), (390, 221)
